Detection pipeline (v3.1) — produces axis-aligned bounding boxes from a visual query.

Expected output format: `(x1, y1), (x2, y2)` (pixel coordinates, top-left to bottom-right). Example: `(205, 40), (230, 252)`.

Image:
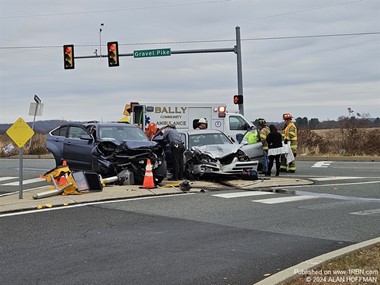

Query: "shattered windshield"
(188, 133), (232, 148)
(99, 126), (149, 141)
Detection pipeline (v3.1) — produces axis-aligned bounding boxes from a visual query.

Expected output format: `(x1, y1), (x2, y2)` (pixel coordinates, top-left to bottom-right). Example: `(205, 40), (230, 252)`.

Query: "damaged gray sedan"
(46, 122), (167, 184)
(180, 130), (261, 180)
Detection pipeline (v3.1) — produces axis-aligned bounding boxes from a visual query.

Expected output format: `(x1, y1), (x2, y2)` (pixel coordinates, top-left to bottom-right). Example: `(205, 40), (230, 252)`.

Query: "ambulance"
(126, 102), (255, 142)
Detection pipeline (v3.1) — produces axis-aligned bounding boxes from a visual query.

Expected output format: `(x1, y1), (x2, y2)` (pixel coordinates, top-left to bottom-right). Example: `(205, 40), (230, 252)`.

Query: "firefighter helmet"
(257, 118), (266, 125)
(145, 123), (158, 139)
(283, 113), (293, 120)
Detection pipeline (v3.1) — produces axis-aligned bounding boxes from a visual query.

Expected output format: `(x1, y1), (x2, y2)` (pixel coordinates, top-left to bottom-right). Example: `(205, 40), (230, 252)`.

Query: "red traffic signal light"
(63, 45), (74, 69)
(107, 41), (119, 67)
(233, 95), (243, 104)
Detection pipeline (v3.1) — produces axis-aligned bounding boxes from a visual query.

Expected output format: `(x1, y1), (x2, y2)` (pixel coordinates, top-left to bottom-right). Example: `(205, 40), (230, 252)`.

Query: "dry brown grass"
(298, 128), (380, 157)
(0, 133), (48, 156)
(281, 243), (380, 285)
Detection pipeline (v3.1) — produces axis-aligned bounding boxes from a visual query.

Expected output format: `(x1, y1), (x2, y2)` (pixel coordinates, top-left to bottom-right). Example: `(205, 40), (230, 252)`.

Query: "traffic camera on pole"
(63, 45), (75, 69)
(107, 42), (119, 67)
(233, 95), (243, 104)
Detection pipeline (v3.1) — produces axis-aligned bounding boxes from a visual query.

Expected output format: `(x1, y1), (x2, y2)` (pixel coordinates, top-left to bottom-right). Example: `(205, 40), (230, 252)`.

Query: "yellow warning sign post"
(6, 118), (35, 199)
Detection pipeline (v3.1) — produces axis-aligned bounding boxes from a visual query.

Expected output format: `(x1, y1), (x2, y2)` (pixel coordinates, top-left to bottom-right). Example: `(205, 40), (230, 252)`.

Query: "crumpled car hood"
(91, 138), (166, 181)
(102, 139), (157, 149)
(192, 144), (246, 158)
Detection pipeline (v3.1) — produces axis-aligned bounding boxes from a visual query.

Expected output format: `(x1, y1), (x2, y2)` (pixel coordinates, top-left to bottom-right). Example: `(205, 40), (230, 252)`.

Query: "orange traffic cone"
(57, 175), (68, 186)
(142, 159), (155, 189)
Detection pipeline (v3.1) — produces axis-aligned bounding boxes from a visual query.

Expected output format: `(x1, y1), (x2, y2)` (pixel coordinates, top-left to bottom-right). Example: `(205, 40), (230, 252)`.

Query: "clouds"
(0, 0), (379, 124)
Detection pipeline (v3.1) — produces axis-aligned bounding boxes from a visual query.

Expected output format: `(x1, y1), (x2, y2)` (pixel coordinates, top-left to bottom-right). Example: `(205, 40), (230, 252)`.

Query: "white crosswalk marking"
(213, 192), (275, 198)
(213, 191), (319, 205)
(0, 177), (17, 182)
(253, 195), (318, 204)
(310, 176), (365, 181)
(312, 161), (332, 168)
(350, 208), (380, 216)
(2, 177), (45, 186)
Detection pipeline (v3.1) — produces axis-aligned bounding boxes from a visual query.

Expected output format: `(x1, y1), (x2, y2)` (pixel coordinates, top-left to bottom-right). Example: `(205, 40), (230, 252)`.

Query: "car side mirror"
(80, 134), (93, 141)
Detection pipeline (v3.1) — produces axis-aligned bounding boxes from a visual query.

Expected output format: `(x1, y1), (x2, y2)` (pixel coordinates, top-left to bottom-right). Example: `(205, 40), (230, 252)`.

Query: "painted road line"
(0, 177), (18, 182)
(2, 177), (45, 186)
(350, 208), (380, 216)
(0, 193), (195, 218)
(310, 176), (365, 181)
(213, 191), (275, 199)
(270, 180), (380, 190)
(253, 195), (318, 204)
(312, 161), (332, 168)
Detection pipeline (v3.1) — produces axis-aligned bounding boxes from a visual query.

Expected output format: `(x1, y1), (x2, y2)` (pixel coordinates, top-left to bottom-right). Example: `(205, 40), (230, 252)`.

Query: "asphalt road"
(0, 158), (55, 194)
(0, 159), (379, 284)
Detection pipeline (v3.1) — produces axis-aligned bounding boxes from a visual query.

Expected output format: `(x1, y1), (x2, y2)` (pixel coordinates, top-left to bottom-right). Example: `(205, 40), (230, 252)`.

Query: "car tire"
(154, 160), (167, 183)
(184, 162), (197, 180)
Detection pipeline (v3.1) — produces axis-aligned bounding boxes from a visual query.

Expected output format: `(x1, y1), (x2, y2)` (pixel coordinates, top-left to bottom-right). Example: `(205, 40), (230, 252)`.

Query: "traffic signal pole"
(70, 27), (244, 114)
(235, 27), (244, 115)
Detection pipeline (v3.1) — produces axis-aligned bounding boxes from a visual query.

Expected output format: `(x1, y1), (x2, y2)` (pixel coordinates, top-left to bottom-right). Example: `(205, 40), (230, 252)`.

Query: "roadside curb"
(0, 178), (312, 214)
(254, 237), (380, 285)
(220, 177), (313, 190)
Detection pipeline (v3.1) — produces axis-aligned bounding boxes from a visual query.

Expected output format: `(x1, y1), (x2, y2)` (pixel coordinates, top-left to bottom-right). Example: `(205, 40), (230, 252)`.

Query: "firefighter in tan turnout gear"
(280, 113), (298, 172)
(257, 118), (270, 174)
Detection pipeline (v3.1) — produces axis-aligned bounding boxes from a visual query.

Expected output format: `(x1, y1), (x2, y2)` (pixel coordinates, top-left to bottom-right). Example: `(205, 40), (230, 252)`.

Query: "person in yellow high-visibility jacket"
(280, 113), (298, 172)
(241, 126), (259, 144)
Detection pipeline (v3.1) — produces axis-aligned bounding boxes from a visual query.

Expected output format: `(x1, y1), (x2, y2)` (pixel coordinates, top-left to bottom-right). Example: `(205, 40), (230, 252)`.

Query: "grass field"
(298, 128), (380, 157)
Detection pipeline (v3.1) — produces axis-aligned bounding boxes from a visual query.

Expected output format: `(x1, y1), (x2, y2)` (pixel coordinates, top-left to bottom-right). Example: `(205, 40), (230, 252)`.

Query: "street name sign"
(134, 48), (171, 58)
(29, 102), (44, 116)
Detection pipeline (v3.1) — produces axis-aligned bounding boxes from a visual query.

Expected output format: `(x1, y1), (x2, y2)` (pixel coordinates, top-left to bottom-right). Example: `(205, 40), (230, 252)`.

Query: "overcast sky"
(0, 0), (379, 124)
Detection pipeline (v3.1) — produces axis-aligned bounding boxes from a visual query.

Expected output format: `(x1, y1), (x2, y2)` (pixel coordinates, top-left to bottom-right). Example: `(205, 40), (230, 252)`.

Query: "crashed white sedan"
(180, 130), (262, 180)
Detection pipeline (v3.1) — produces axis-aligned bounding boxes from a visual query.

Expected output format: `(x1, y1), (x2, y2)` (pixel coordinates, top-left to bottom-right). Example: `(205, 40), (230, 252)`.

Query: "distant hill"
(0, 120), (70, 134)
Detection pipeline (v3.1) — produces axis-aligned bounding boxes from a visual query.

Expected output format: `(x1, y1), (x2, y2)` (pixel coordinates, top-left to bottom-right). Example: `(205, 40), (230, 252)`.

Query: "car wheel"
(184, 162), (197, 180)
(154, 160), (167, 183)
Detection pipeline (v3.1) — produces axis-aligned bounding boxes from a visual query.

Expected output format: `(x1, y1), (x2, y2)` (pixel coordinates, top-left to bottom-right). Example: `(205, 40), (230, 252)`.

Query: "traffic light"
(233, 95), (243, 104)
(63, 45), (74, 69)
(107, 41), (119, 67)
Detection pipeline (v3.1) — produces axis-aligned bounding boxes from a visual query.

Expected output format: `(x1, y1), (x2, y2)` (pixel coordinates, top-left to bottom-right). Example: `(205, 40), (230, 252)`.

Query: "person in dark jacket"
(266, 124), (283, 176)
(162, 125), (184, 180)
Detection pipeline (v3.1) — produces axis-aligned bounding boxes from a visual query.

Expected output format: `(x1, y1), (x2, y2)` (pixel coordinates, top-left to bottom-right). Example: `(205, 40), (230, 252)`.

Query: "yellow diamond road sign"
(6, 117), (35, 148)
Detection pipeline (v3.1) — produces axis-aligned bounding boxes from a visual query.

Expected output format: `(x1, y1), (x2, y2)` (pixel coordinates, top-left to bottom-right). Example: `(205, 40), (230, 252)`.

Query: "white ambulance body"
(130, 102), (255, 142)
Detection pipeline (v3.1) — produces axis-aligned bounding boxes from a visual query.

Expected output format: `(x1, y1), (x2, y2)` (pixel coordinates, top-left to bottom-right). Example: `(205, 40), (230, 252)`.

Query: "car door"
(239, 129), (264, 162)
(63, 125), (94, 170)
